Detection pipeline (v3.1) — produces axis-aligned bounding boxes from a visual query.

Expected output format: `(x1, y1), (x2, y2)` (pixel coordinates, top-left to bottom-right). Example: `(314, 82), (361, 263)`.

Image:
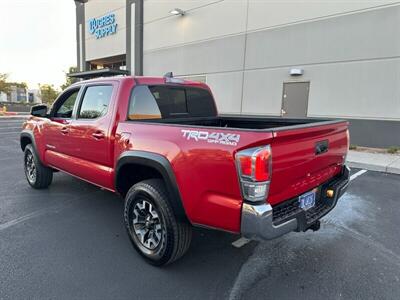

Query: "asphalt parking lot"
(1, 118), (400, 300)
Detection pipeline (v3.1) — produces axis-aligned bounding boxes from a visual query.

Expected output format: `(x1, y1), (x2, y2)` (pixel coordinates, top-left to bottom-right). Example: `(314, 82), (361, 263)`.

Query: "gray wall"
(126, 0), (143, 75)
(77, 0), (400, 147)
(75, 1), (86, 71)
(143, 1), (400, 120)
(348, 119), (400, 148)
(141, 0), (400, 147)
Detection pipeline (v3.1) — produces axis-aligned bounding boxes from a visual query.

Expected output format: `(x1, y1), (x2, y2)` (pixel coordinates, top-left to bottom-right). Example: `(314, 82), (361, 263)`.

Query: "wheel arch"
(115, 151), (188, 222)
(20, 131), (35, 151)
(19, 132), (33, 151)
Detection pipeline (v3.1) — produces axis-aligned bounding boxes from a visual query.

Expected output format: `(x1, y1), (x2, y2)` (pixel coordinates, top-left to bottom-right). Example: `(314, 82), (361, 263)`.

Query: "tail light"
(235, 145), (272, 202)
(344, 129), (350, 164)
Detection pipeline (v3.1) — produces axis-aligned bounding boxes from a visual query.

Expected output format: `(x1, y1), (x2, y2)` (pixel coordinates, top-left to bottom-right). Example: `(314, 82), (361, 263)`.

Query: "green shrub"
(349, 144), (357, 150)
(387, 146), (400, 154)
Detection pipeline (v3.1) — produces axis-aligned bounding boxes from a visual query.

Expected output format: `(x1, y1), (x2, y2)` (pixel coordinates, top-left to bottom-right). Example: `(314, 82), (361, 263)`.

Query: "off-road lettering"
(181, 129), (240, 146)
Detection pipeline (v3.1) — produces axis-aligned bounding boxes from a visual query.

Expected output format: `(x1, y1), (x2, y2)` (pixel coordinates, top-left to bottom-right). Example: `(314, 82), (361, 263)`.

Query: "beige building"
(73, 0), (400, 147)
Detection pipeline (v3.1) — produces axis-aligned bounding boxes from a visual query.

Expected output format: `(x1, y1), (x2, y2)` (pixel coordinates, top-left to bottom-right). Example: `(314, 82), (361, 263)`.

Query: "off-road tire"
(124, 179), (192, 266)
(24, 144), (53, 189)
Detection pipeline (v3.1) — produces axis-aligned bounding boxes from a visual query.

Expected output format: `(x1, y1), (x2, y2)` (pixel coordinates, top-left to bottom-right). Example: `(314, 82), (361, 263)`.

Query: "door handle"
(92, 131), (105, 140)
(60, 127), (69, 134)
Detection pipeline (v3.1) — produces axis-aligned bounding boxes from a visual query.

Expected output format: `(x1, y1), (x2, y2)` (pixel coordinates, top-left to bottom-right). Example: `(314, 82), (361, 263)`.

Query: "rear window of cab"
(128, 85), (216, 120)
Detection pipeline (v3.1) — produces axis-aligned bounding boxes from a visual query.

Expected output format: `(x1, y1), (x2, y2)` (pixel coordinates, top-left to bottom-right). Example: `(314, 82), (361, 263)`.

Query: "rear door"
(63, 83), (116, 189)
(68, 84), (115, 167)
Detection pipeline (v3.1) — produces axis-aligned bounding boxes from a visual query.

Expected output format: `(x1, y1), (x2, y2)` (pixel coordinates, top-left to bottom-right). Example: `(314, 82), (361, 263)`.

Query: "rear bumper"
(241, 165), (350, 241)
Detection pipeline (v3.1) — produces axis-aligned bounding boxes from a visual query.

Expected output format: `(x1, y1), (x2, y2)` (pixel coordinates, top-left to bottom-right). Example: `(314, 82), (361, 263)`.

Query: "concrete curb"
(387, 162), (400, 175)
(347, 150), (400, 175)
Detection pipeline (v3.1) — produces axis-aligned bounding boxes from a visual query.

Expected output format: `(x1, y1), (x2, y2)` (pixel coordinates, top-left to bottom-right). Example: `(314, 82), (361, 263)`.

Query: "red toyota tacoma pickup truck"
(21, 75), (350, 265)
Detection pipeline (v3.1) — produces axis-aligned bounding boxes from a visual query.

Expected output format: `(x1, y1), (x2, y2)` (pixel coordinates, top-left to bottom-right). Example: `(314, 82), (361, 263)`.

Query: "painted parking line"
(350, 169), (368, 182)
(232, 237), (251, 248)
(0, 208), (52, 232)
(0, 198), (77, 233)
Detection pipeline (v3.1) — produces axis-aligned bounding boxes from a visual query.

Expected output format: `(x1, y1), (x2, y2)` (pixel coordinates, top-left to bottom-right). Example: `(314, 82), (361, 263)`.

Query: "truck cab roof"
(71, 75), (210, 90)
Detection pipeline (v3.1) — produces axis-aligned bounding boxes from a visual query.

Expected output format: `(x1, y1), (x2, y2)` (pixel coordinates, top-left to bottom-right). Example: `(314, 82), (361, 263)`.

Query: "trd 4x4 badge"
(181, 129), (240, 146)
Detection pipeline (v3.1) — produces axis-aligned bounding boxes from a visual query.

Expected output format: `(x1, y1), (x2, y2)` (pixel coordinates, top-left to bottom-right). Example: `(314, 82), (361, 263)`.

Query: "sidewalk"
(347, 150), (400, 175)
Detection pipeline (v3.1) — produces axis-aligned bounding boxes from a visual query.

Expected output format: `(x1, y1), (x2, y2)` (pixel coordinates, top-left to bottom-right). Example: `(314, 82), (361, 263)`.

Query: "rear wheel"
(24, 144), (53, 189)
(124, 179), (192, 266)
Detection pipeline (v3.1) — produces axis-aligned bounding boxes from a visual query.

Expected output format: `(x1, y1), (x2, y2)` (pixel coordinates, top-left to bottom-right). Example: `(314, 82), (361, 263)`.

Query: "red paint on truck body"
(22, 76), (349, 233)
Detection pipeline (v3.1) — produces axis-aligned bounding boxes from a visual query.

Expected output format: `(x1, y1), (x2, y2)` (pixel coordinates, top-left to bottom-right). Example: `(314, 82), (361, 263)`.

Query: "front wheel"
(24, 144), (53, 189)
(124, 179), (192, 266)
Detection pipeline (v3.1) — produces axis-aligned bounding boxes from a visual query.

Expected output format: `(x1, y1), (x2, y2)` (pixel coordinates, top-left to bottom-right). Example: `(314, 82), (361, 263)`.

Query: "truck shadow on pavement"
(40, 173), (257, 299)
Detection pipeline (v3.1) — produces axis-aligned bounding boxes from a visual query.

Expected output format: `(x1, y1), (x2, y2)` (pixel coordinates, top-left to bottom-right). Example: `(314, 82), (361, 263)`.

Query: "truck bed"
(118, 114), (348, 232)
(135, 115), (341, 131)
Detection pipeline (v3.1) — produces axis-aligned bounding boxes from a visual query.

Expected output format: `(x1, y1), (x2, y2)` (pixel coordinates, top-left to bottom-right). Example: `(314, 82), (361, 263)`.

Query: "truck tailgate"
(267, 121), (349, 206)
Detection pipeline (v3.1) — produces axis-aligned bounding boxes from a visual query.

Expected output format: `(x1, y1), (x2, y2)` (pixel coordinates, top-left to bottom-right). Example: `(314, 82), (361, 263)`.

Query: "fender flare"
(20, 130), (55, 169)
(20, 130), (42, 161)
(20, 130), (36, 151)
(115, 150), (188, 222)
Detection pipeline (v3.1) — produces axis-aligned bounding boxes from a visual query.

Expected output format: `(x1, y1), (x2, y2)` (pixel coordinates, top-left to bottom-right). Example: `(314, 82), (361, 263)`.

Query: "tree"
(61, 66), (79, 90)
(0, 74), (28, 96)
(0, 73), (11, 94)
(39, 84), (59, 105)
(14, 82), (28, 89)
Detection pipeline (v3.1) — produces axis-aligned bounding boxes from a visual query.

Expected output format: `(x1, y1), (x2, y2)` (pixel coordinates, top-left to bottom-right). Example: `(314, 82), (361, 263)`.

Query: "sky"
(0, 0), (76, 90)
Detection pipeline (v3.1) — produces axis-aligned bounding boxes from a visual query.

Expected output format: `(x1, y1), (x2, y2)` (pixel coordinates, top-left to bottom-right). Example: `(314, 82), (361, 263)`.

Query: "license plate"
(299, 189), (316, 210)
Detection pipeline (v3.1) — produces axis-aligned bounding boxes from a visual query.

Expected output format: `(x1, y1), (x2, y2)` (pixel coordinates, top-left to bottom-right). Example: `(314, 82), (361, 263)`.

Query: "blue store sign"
(88, 13), (118, 39)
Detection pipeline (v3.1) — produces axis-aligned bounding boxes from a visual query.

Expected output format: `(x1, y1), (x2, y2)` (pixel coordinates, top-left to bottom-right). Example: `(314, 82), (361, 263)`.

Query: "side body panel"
(22, 80), (123, 191)
(22, 76), (349, 234)
(113, 77), (271, 232)
(115, 121), (273, 232)
(44, 118), (74, 156)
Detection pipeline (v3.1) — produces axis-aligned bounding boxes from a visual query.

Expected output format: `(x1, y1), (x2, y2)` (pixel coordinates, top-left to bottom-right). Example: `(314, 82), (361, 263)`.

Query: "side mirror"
(30, 105), (48, 117)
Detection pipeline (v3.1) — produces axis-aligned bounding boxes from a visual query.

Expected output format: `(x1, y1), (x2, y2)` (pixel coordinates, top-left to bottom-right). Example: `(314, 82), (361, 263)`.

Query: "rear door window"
(78, 85), (113, 119)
